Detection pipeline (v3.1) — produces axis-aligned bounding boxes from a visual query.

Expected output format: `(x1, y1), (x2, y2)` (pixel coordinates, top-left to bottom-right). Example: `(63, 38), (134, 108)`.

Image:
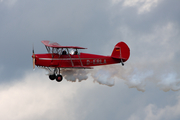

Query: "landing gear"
(121, 59), (124, 66)
(48, 68), (63, 82)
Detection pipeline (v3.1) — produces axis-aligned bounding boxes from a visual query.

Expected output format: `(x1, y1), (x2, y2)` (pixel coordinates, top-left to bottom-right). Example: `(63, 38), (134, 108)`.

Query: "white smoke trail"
(123, 68), (153, 92)
(39, 67), (89, 82)
(91, 69), (116, 87)
(90, 65), (150, 91)
(157, 73), (180, 92)
(61, 69), (88, 82)
(62, 63), (180, 92)
(40, 64), (180, 92)
(91, 64), (180, 92)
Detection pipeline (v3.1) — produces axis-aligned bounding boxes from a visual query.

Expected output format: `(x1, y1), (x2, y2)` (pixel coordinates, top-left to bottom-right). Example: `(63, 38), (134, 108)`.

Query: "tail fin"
(111, 42), (130, 63)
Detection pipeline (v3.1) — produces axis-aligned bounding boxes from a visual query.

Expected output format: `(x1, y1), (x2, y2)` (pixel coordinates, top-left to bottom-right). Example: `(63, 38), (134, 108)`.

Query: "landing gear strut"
(49, 68), (63, 82)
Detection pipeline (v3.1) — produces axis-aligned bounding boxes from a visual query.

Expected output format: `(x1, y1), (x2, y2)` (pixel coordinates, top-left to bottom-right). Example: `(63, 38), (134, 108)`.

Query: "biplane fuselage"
(34, 53), (121, 68)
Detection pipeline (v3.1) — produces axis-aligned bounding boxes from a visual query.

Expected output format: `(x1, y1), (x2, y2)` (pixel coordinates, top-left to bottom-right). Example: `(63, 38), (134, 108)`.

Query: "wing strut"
(45, 46), (50, 53)
(66, 48), (74, 66)
(76, 49), (83, 67)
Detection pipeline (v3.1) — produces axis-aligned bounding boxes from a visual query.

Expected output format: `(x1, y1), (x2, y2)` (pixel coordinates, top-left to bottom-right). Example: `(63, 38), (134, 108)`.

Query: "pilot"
(62, 50), (67, 55)
(74, 50), (78, 55)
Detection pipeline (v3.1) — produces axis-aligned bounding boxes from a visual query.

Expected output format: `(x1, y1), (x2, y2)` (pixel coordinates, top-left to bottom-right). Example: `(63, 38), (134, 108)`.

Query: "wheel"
(56, 75), (63, 82)
(49, 74), (56, 80)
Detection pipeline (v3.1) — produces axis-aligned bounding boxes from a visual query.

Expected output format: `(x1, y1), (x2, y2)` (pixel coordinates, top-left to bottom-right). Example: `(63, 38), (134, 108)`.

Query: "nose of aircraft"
(32, 54), (36, 69)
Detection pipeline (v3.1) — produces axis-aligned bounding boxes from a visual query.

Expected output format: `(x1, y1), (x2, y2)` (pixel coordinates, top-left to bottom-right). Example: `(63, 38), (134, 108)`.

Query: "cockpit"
(42, 40), (86, 56)
(61, 49), (79, 55)
(45, 46), (80, 56)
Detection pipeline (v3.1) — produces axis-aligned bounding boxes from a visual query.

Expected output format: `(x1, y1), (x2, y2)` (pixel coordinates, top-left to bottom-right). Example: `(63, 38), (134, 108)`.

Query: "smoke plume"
(57, 62), (180, 92)
(62, 69), (88, 82)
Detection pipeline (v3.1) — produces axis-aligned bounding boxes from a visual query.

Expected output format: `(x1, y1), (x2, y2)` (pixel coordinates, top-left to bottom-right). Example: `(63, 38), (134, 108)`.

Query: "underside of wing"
(62, 66), (93, 69)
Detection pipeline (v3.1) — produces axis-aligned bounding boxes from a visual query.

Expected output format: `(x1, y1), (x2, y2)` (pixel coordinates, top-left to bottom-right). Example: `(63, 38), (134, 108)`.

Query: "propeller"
(32, 44), (35, 70)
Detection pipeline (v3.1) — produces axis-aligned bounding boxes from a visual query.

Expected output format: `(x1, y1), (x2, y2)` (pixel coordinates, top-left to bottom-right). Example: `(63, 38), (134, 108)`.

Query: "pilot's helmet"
(62, 50), (67, 55)
(74, 50), (78, 55)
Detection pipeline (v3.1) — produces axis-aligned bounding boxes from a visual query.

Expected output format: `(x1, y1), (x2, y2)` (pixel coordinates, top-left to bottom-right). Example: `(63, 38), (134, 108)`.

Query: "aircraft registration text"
(86, 59), (106, 65)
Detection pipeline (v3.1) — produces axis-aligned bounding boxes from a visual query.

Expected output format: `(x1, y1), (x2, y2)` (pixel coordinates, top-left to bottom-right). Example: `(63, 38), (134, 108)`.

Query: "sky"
(0, 0), (180, 119)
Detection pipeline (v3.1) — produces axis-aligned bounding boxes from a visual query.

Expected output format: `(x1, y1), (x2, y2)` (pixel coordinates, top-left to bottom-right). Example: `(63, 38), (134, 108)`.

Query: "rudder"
(111, 42), (130, 63)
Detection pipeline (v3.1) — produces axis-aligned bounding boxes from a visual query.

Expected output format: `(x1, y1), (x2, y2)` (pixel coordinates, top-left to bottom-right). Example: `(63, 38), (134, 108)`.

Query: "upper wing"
(41, 40), (87, 49)
(41, 40), (60, 47)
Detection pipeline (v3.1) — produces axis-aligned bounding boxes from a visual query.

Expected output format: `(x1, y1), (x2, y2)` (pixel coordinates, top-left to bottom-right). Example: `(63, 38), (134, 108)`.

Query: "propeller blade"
(32, 44), (36, 70)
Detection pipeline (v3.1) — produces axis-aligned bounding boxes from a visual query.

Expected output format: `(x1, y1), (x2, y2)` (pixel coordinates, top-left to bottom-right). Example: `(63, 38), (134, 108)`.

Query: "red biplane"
(32, 41), (130, 82)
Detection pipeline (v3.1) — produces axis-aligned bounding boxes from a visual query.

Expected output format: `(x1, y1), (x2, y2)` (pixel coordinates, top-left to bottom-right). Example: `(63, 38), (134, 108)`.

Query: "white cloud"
(128, 96), (180, 120)
(0, 71), (95, 120)
(112, 0), (162, 14)
(123, 0), (159, 14)
(111, 0), (123, 4)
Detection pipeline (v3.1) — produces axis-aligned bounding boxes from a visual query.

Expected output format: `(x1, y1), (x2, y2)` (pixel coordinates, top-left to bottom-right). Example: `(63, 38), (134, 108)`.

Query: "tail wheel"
(56, 75), (63, 82)
(49, 74), (56, 80)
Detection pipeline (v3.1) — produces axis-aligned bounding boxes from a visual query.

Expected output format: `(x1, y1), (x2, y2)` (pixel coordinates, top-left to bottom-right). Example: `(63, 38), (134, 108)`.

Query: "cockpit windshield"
(45, 46), (80, 55)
